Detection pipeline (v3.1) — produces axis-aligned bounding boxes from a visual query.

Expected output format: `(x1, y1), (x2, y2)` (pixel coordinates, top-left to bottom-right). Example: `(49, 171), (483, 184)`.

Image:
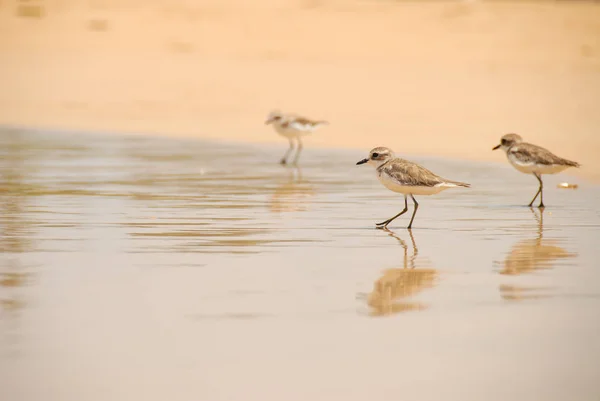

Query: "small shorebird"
(356, 147), (470, 229)
(493, 133), (580, 208)
(265, 110), (328, 165)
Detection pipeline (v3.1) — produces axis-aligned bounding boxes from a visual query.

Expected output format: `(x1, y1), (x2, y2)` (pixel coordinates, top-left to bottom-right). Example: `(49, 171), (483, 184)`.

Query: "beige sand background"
(1, 0), (599, 179)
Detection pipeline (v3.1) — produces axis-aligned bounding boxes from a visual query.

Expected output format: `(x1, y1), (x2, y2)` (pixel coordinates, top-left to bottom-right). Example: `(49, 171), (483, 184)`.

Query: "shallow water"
(1, 128), (599, 401)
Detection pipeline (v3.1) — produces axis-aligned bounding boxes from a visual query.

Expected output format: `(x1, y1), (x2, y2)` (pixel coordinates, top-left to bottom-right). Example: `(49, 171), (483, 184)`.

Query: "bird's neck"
(376, 159), (393, 171)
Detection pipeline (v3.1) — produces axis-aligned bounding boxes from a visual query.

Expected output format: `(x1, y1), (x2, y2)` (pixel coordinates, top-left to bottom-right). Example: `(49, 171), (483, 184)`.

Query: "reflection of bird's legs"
(293, 166), (303, 183)
(377, 195), (408, 228)
(280, 139), (294, 165)
(383, 228), (408, 268)
(407, 229), (418, 269)
(529, 205), (545, 242)
(383, 228), (419, 269)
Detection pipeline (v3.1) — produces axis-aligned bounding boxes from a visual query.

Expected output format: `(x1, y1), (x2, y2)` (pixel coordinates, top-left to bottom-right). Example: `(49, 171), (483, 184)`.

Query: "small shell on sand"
(557, 182), (578, 189)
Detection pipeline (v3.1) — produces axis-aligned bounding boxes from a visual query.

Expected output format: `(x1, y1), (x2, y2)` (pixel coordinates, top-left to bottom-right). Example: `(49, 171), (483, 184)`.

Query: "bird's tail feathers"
(564, 159), (581, 168)
(444, 180), (471, 188)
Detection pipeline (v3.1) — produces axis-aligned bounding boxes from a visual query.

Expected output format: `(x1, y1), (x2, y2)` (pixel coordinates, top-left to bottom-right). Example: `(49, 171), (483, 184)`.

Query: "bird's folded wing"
(288, 117), (327, 131)
(509, 144), (566, 165)
(382, 161), (445, 187)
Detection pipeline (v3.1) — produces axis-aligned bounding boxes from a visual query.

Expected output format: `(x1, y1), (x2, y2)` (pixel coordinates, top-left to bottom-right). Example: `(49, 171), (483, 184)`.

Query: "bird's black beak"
(492, 144), (501, 151)
(356, 158), (368, 165)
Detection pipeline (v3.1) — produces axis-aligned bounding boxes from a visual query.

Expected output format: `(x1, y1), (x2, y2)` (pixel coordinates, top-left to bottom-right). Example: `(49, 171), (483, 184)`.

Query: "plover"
(356, 147), (470, 229)
(265, 110), (328, 165)
(493, 133), (580, 208)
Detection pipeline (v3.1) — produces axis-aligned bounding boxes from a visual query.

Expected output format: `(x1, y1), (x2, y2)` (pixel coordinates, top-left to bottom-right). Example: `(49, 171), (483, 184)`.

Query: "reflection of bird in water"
(268, 167), (315, 213)
(367, 229), (437, 316)
(0, 131), (37, 357)
(1, 133), (34, 309)
(498, 284), (556, 302)
(500, 208), (576, 276)
(499, 208), (576, 301)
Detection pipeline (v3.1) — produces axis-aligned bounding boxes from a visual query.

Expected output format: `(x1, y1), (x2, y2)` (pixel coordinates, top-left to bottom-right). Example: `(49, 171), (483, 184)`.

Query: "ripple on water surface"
(1, 128), (599, 401)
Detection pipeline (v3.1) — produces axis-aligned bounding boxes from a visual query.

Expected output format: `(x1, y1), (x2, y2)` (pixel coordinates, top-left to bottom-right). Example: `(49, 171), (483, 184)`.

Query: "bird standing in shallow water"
(265, 110), (329, 165)
(356, 147), (470, 229)
(493, 133), (580, 208)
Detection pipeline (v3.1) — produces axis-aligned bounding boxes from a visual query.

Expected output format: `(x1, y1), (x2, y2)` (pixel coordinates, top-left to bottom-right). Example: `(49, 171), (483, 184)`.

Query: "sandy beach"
(2, 2), (600, 401)
(1, 0), (600, 179)
(1, 129), (600, 401)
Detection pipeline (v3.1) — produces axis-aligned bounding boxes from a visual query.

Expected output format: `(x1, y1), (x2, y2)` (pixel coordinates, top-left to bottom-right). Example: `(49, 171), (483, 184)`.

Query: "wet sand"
(1, 129), (600, 401)
(1, 1), (600, 180)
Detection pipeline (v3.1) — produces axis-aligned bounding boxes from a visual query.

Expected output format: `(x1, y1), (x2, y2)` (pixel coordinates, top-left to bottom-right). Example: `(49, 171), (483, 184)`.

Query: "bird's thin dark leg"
(280, 139), (294, 165)
(536, 174), (545, 208)
(407, 195), (419, 229)
(292, 137), (303, 165)
(528, 173), (544, 208)
(376, 195), (408, 229)
(527, 189), (540, 207)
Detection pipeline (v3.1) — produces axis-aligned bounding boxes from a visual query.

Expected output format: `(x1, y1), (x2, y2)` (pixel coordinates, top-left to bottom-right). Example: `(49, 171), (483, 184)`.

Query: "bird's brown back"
(378, 158), (469, 187)
(509, 143), (580, 167)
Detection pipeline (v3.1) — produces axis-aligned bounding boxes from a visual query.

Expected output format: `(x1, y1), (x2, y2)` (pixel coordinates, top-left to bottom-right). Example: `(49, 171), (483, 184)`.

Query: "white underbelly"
(274, 125), (311, 138)
(378, 174), (449, 196)
(508, 157), (569, 175)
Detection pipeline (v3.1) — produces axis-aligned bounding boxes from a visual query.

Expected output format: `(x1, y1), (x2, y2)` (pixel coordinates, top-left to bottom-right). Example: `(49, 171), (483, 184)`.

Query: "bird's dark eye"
(501, 139), (507, 145)
(372, 152), (379, 158)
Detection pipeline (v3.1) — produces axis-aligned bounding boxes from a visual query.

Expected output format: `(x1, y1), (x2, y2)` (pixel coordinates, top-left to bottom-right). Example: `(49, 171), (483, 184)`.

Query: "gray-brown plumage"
(493, 133), (580, 208)
(377, 158), (471, 188)
(281, 116), (327, 130)
(356, 147), (470, 229)
(508, 144), (579, 167)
